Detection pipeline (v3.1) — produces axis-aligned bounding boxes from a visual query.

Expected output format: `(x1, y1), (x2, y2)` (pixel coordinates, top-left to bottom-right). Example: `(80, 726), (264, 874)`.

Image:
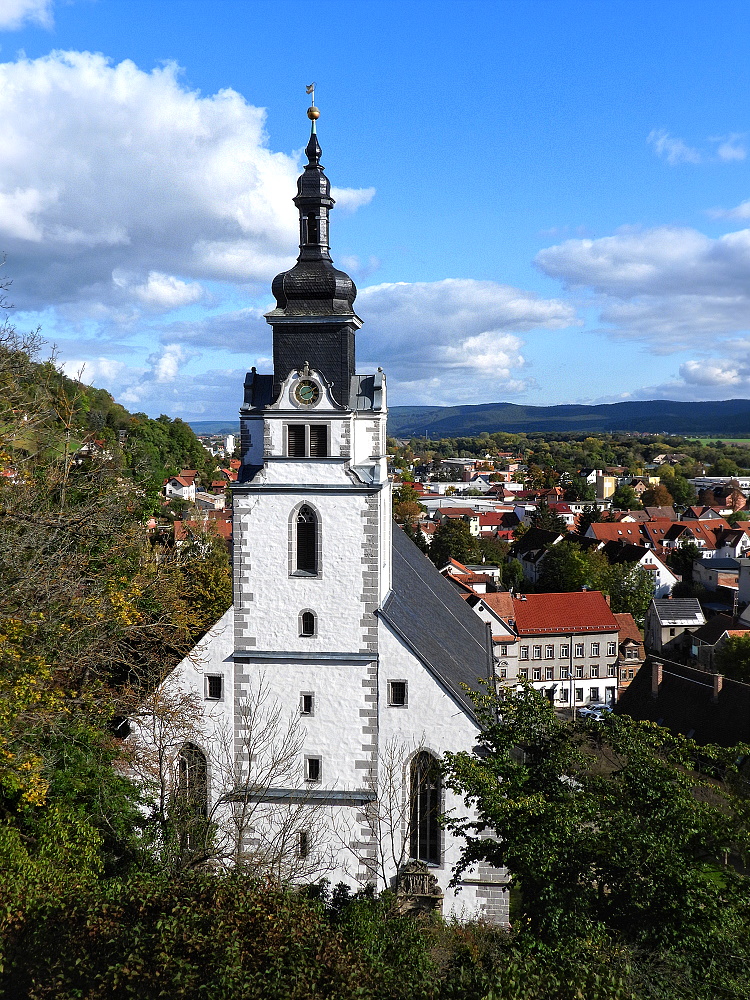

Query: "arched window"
(296, 505), (318, 575)
(177, 744), (208, 818)
(409, 752), (441, 865)
(300, 610), (316, 637)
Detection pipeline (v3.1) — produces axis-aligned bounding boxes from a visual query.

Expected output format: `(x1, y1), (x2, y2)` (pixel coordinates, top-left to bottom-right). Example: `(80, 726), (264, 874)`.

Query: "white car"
(577, 706), (604, 721)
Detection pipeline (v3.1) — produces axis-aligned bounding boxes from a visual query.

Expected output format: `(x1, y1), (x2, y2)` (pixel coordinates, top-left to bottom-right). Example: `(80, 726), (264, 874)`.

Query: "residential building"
(645, 599), (705, 656)
(614, 612), (644, 695)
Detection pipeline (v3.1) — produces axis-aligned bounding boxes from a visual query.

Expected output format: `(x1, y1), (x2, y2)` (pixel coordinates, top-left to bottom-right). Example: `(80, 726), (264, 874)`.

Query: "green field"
(693, 437), (750, 446)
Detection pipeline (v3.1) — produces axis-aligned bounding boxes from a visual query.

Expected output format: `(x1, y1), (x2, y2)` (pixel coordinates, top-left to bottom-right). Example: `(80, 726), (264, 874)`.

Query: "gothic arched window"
(409, 751), (441, 865)
(296, 505), (318, 575)
(177, 744), (208, 818)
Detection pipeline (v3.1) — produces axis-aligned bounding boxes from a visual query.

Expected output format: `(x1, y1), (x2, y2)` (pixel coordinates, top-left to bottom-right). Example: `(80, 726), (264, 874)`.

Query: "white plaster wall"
(234, 490), (375, 653)
(376, 621), (500, 921)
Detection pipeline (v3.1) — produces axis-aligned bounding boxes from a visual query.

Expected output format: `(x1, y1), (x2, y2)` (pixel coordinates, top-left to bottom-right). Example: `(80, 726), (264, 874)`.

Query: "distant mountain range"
(386, 399), (750, 438)
(190, 399), (750, 441)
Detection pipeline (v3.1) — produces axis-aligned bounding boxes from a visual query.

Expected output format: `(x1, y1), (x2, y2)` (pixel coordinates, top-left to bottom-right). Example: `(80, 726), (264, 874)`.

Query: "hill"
(386, 399), (750, 438)
(187, 420), (239, 435)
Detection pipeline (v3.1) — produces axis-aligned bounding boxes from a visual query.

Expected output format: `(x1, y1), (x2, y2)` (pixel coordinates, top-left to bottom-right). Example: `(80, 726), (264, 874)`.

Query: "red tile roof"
(614, 612), (643, 646)
(512, 591), (619, 635)
(481, 592), (515, 619)
(589, 523), (642, 543)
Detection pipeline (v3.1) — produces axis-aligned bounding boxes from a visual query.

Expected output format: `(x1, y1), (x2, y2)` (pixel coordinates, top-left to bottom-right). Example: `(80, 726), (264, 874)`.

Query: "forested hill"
(387, 399), (750, 438)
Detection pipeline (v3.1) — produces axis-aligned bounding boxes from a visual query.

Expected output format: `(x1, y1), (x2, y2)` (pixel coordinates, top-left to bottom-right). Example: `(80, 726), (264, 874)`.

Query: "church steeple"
(267, 99), (361, 408)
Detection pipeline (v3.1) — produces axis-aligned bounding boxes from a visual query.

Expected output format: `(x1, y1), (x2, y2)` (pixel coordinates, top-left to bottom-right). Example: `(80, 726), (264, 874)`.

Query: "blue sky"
(2, 0), (750, 417)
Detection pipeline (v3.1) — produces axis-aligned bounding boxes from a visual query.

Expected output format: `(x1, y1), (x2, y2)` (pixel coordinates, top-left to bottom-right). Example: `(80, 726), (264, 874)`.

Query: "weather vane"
(306, 82), (320, 123)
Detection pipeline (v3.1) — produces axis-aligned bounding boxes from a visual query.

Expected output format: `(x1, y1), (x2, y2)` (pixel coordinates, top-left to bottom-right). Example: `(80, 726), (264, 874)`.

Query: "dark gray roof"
(380, 525), (493, 718)
(241, 370), (274, 410)
(695, 558), (740, 571)
(650, 598), (705, 626)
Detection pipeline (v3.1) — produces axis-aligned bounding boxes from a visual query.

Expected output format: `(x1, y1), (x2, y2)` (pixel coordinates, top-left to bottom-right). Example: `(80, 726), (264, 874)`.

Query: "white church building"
(150, 107), (508, 922)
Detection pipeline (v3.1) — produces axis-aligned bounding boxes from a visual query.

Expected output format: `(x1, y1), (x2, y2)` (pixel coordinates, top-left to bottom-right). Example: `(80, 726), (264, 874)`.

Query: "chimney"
(604, 594), (611, 606)
(651, 661), (663, 699)
(712, 673), (723, 704)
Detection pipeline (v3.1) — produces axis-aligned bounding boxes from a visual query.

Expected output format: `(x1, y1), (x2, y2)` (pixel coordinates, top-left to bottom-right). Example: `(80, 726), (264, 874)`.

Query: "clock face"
(294, 379), (321, 406)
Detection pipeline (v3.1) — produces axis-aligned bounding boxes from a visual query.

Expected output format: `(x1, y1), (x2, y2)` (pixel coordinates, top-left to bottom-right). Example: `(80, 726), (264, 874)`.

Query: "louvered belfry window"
(296, 506), (317, 574)
(309, 426), (327, 457)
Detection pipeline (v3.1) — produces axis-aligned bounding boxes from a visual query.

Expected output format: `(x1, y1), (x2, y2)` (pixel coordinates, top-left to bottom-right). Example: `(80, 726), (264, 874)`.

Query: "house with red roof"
(614, 612), (645, 696)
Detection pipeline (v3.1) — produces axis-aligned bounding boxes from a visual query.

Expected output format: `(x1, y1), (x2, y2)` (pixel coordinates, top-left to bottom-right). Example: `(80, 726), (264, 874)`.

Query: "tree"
(715, 634), (750, 683)
(428, 518), (480, 567)
(600, 562), (654, 625)
(560, 477), (595, 501)
(401, 519), (429, 553)
(610, 484), (641, 510)
(444, 686), (750, 950)
(576, 503), (601, 537)
(670, 539), (701, 581)
(537, 542), (598, 593)
(640, 483), (674, 508)
(669, 475), (697, 507)
(530, 500), (567, 533)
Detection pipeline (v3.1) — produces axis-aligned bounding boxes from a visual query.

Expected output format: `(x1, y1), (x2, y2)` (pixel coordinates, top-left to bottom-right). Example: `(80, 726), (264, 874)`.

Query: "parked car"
(577, 707), (603, 721)
(588, 702), (613, 715)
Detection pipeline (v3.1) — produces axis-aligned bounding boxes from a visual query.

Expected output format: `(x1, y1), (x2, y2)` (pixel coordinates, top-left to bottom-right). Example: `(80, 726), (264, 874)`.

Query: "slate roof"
(691, 614), (749, 646)
(381, 525), (493, 718)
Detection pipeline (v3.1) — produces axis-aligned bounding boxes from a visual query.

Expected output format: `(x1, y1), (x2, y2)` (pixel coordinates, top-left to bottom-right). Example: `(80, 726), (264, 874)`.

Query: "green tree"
(600, 562), (654, 625)
(444, 686), (750, 952)
(530, 500), (568, 533)
(715, 634), (750, 683)
(670, 539), (701, 581)
(428, 518), (480, 567)
(611, 484), (641, 509)
(576, 503), (601, 537)
(537, 542), (594, 592)
(669, 475), (697, 507)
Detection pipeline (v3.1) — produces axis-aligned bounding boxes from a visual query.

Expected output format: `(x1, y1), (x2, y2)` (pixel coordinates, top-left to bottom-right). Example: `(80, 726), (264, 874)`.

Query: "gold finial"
(305, 82), (320, 121)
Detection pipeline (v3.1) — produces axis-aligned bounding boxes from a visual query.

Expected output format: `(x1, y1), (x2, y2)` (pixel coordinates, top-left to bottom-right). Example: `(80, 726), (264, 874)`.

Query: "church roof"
(380, 525), (493, 718)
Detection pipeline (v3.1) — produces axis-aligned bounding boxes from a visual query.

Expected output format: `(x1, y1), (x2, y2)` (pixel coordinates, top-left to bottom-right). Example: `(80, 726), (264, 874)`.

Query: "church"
(154, 103), (508, 922)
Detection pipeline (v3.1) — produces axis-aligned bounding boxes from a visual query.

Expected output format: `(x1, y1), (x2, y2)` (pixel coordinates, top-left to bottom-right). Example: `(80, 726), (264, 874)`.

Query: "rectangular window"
(560, 667), (569, 679)
(607, 641), (617, 657)
(532, 667), (542, 681)
(628, 669), (635, 679)
(575, 687), (584, 703)
(591, 665), (599, 678)
(300, 692), (315, 716)
(500, 668), (507, 679)
(298, 830), (310, 859)
(559, 688), (569, 702)
(607, 664), (616, 677)
(518, 669), (528, 680)
(388, 680), (408, 707)
(288, 424), (306, 457)
(575, 643), (584, 658)
(560, 643), (570, 658)
(532, 645), (542, 660)
(590, 687), (600, 703)
(545, 644), (555, 659)
(309, 426), (328, 457)
(575, 665), (583, 678)
(620, 668), (627, 680)
(545, 666), (554, 681)
(606, 687), (616, 703)
(305, 757), (322, 782)
(591, 643), (600, 657)
(520, 646), (529, 660)
(205, 675), (223, 700)
(499, 645), (508, 656)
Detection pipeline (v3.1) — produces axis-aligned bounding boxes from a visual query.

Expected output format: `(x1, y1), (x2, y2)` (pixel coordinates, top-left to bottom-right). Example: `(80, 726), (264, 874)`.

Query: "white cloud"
(706, 199), (750, 220)
(0, 0), (53, 30)
(536, 225), (750, 351)
(713, 133), (747, 161)
(356, 278), (578, 404)
(330, 186), (376, 213)
(0, 50), (373, 323)
(647, 129), (701, 165)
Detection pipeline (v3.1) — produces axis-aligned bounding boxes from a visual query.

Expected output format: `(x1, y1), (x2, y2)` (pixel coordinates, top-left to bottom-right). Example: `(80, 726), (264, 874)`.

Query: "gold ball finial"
(307, 105), (320, 121)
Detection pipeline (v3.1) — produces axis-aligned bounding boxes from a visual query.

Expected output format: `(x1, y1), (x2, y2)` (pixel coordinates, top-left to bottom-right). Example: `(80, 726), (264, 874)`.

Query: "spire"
(270, 96), (356, 313)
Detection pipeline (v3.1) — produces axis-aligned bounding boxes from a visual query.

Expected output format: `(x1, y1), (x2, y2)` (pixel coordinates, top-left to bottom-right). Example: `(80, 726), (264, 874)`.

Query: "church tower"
(231, 104), (391, 875)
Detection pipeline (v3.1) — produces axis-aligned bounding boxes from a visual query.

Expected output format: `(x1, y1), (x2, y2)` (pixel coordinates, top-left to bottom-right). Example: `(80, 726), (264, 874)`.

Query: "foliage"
(669, 475), (697, 507)
(715, 634), (750, 684)
(429, 519), (481, 567)
(537, 541), (603, 593)
(444, 686), (750, 958)
(529, 500), (567, 533)
(670, 540), (701, 581)
(640, 483), (674, 508)
(611, 484), (642, 510)
(576, 502), (602, 535)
